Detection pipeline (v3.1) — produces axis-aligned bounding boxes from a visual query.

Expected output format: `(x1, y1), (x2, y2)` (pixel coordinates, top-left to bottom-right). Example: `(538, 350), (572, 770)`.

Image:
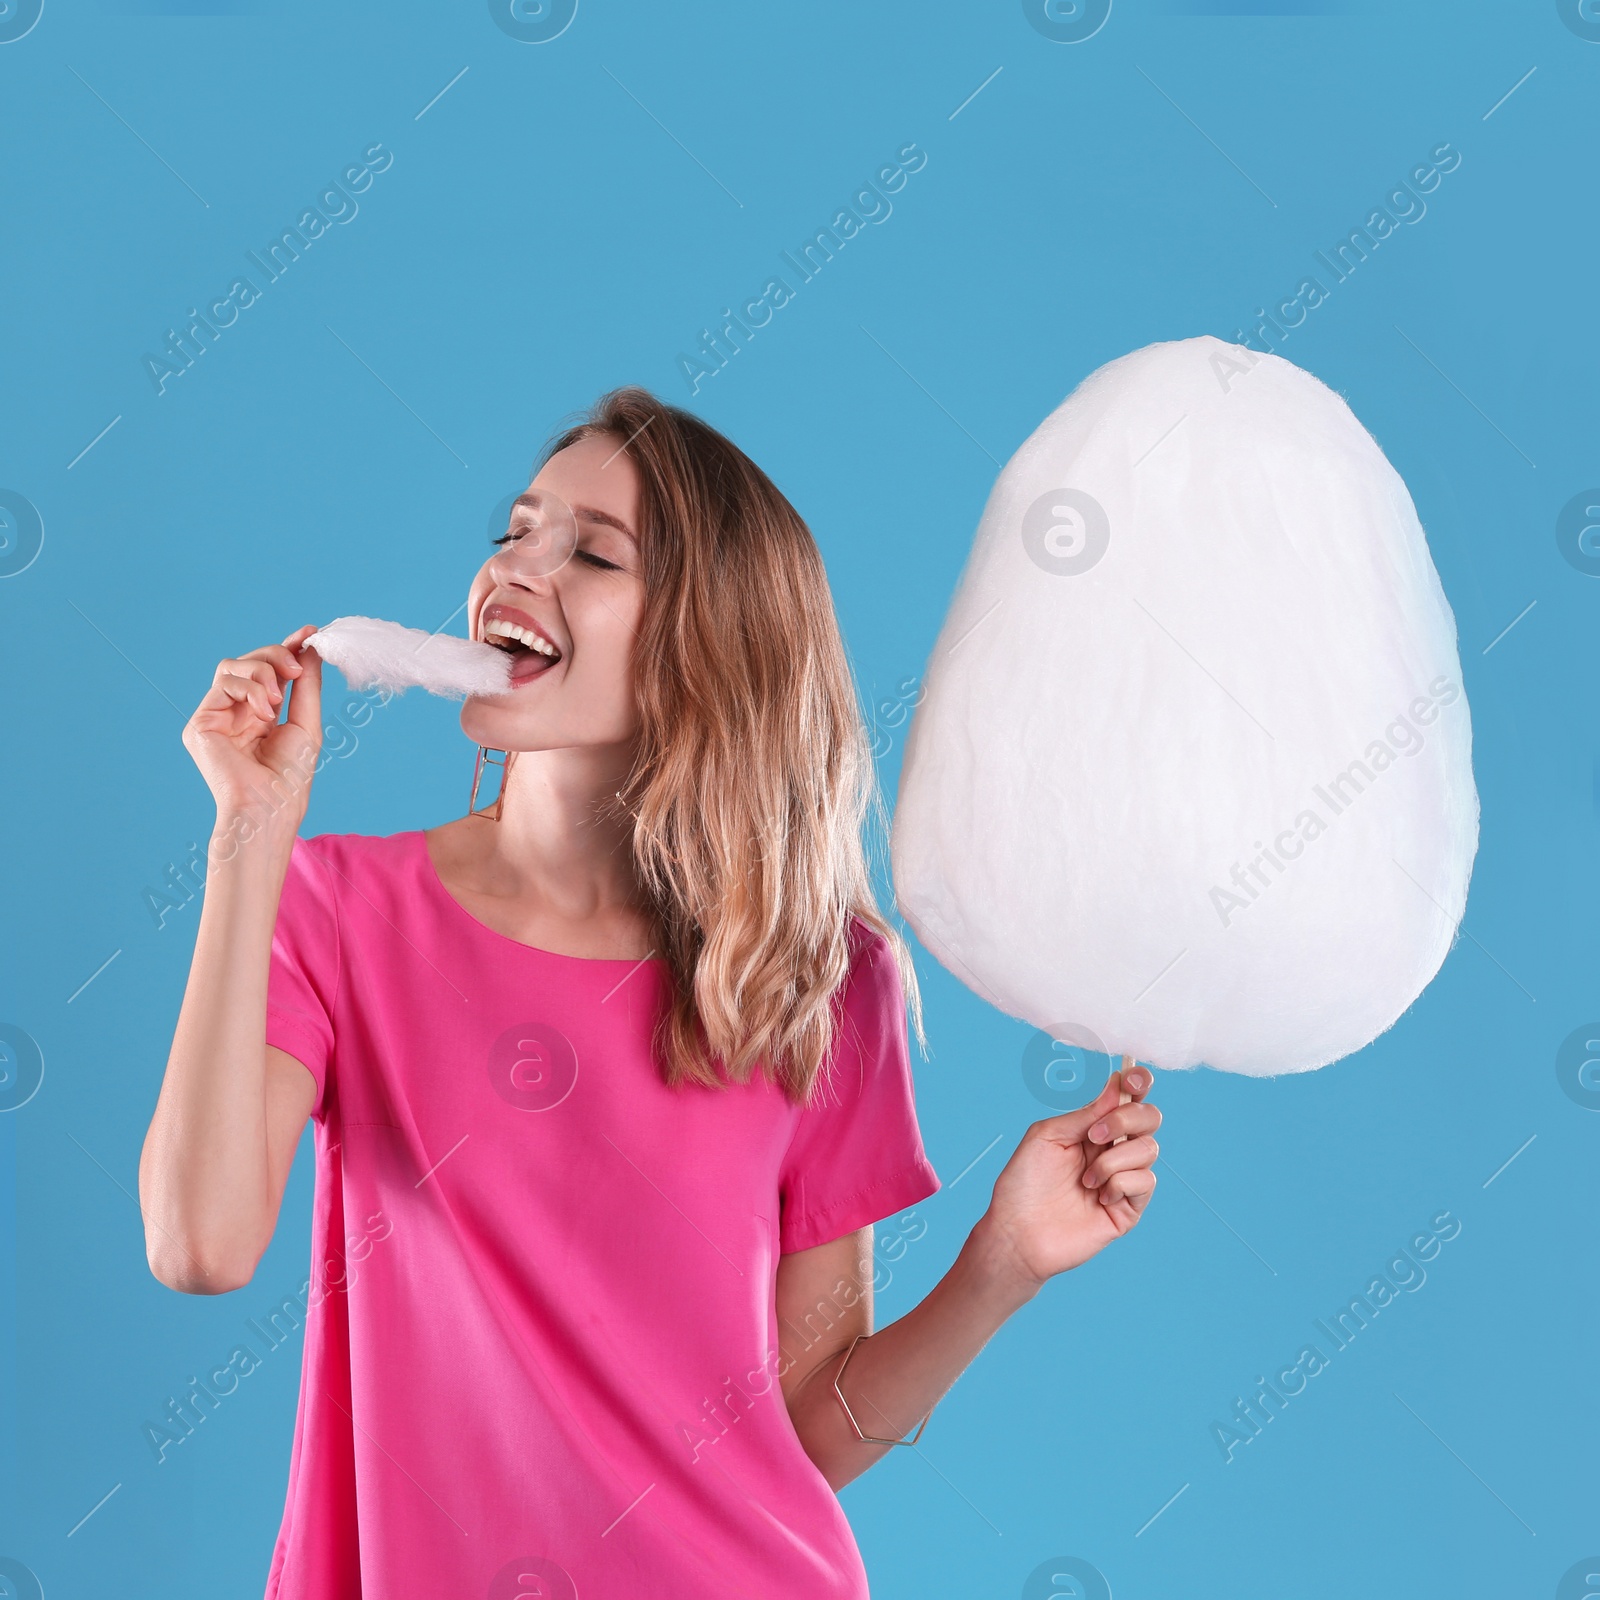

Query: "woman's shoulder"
(277, 832), (434, 931)
(291, 828), (425, 878)
(844, 911), (890, 961)
(297, 827), (420, 853)
(791, 915), (918, 1116)
(840, 913), (910, 1013)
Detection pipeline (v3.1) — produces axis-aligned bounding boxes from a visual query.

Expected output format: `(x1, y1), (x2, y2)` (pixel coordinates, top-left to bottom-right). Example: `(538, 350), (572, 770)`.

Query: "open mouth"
(481, 608), (563, 688)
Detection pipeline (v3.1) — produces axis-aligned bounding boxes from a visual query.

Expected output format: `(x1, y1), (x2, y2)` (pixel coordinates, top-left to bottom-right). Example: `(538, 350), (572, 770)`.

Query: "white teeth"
(484, 618), (558, 657)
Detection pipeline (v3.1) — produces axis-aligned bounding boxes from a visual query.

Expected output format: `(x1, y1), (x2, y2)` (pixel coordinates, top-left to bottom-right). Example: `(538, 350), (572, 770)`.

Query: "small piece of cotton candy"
(891, 335), (1480, 1077)
(305, 616), (512, 700)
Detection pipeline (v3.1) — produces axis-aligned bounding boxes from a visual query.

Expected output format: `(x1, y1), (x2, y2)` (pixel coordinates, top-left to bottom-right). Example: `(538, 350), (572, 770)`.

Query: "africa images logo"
(141, 143), (394, 395)
(1209, 1210), (1461, 1463)
(1207, 677), (1462, 928)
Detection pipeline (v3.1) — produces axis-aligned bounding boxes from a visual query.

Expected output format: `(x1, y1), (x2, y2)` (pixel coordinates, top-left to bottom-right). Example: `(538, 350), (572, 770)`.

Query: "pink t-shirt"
(261, 830), (940, 1598)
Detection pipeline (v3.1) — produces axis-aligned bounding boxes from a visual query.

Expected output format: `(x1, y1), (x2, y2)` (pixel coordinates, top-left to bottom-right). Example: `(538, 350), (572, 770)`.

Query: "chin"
(458, 698), (624, 756)
(459, 697), (542, 751)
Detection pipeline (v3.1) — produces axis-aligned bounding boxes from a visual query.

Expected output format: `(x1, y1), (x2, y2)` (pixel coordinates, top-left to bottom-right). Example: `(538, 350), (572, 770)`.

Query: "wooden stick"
(1110, 1053), (1134, 1143)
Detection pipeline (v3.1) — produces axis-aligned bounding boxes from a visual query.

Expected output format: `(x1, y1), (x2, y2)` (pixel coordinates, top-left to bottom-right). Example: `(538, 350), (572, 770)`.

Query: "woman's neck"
(429, 743), (655, 959)
(495, 745), (638, 905)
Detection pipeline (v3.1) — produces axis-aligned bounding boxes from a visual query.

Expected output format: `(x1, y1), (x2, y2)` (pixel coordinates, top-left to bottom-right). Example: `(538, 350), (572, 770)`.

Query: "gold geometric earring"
(469, 746), (511, 821)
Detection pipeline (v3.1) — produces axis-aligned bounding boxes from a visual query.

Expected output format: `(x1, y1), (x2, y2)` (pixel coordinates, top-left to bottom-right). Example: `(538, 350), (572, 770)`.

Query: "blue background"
(2, 1), (1596, 1596)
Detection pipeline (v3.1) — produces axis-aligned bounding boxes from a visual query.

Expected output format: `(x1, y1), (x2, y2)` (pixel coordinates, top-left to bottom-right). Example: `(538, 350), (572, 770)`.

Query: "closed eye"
(491, 533), (623, 573)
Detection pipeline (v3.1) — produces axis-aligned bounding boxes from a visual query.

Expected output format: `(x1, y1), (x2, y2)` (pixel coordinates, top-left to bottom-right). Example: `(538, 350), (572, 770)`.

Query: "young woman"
(139, 389), (1162, 1598)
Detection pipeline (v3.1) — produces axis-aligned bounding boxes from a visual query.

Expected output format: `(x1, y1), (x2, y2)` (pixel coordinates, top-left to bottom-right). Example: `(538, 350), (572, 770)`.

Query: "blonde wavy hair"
(540, 388), (921, 1106)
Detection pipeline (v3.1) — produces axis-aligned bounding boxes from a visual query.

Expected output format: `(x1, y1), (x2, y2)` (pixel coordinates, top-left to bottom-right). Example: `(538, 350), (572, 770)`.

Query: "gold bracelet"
(831, 1332), (933, 1446)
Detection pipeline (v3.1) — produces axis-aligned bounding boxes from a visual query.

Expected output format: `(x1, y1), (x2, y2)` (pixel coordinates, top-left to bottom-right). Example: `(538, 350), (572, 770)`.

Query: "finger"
(204, 672), (278, 724)
(258, 660), (287, 703)
(213, 659), (284, 718)
(1101, 1059), (1151, 1148)
(1100, 1167), (1156, 1206)
(1097, 1058), (1136, 1146)
(1085, 1102), (1162, 1145)
(239, 642), (308, 685)
(1082, 1135), (1159, 1189)
(235, 675), (278, 723)
(284, 642), (323, 741)
(1037, 1073), (1126, 1145)
(214, 655), (282, 689)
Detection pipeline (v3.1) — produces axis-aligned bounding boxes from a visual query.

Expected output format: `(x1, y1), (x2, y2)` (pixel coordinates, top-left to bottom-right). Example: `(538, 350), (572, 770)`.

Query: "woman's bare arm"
(781, 1066), (1160, 1489)
(137, 627), (324, 1294)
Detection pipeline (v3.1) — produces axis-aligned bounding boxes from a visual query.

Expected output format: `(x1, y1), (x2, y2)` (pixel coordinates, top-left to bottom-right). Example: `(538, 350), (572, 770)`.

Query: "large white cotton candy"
(306, 616), (511, 700)
(892, 336), (1479, 1076)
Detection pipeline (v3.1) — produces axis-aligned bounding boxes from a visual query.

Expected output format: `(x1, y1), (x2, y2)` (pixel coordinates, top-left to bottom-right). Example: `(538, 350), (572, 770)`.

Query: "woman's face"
(460, 432), (646, 755)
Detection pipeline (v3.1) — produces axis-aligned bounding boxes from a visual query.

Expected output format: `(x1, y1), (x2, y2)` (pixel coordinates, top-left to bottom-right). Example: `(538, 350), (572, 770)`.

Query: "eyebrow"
(573, 504), (638, 541)
(513, 492), (636, 542)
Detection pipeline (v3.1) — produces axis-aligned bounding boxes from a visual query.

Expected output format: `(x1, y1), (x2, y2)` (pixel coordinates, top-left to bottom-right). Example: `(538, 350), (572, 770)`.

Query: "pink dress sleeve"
(265, 834), (341, 1118)
(777, 922), (941, 1254)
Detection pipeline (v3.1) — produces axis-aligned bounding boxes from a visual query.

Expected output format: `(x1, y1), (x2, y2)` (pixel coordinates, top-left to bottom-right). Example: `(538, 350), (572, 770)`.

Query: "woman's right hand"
(182, 623), (324, 830)
(148, 622), (327, 1294)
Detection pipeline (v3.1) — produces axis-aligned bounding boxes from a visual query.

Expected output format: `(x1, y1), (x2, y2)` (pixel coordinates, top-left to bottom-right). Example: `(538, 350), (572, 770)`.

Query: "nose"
(487, 546), (557, 593)
(493, 488), (578, 584)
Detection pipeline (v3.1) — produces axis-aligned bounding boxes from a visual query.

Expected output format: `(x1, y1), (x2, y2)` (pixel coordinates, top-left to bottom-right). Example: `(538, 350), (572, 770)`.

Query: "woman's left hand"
(976, 1061), (1160, 1294)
